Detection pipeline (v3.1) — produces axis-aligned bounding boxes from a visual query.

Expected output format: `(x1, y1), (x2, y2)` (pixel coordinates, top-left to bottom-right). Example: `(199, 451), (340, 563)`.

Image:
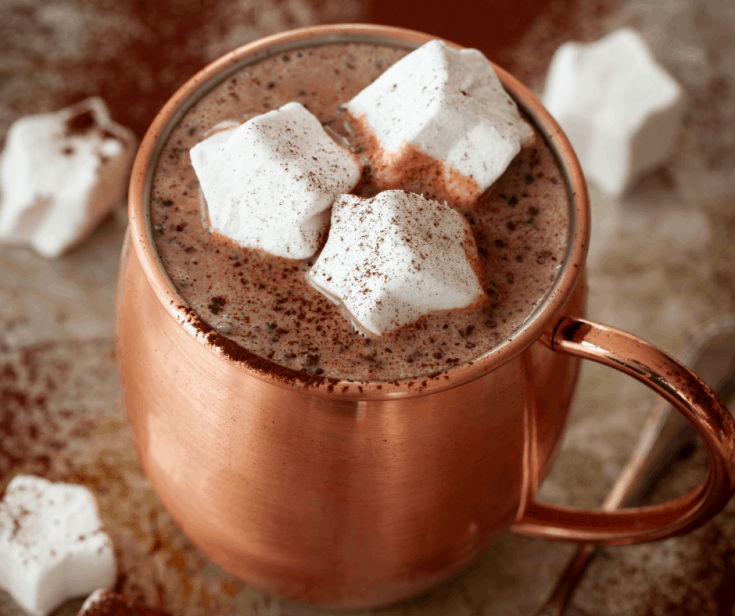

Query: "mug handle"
(511, 316), (735, 545)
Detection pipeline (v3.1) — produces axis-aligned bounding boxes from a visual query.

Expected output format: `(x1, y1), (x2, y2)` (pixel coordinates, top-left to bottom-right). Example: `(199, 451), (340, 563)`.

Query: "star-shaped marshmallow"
(190, 101), (361, 259)
(346, 40), (534, 207)
(542, 28), (685, 197)
(0, 97), (136, 258)
(307, 190), (486, 336)
(0, 475), (116, 616)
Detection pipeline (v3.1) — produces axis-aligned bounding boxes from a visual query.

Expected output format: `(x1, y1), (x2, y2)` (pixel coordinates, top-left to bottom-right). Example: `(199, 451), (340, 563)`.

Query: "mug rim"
(127, 23), (590, 399)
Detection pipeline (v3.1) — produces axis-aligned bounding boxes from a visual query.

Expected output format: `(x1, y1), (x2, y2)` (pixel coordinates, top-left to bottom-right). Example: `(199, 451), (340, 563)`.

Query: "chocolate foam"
(150, 43), (569, 382)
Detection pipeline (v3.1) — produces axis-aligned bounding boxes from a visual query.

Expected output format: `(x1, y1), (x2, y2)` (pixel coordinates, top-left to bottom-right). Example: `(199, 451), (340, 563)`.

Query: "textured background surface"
(1, 0), (735, 614)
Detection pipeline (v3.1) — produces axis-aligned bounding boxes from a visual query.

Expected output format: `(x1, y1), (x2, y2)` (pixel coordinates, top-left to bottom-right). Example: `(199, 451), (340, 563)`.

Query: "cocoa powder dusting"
(640, 547), (735, 615)
(56, 0), (325, 137)
(180, 305), (338, 389)
(152, 44), (569, 382)
(0, 344), (72, 480)
(0, 0), (365, 140)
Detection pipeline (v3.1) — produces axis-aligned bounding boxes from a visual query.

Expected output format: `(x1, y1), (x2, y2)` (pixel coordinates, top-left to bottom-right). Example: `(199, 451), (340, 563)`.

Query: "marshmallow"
(542, 28), (685, 197)
(0, 475), (116, 616)
(308, 190), (486, 336)
(78, 589), (166, 616)
(190, 101), (361, 259)
(346, 40), (534, 207)
(0, 97), (136, 258)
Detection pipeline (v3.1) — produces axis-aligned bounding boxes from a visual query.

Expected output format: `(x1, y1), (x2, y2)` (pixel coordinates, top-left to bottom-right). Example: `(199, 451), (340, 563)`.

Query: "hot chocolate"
(149, 42), (569, 382)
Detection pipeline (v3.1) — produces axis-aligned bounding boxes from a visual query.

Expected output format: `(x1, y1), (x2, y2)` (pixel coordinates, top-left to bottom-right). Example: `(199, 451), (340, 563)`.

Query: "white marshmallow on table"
(190, 101), (361, 260)
(0, 475), (116, 616)
(0, 97), (136, 258)
(542, 28), (685, 198)
(346, 39), (535, 206)
(307, 190), (486, 337)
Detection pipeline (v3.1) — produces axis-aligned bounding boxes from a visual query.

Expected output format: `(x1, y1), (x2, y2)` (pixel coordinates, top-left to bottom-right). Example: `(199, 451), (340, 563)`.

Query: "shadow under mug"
(116, 24), (735, 609)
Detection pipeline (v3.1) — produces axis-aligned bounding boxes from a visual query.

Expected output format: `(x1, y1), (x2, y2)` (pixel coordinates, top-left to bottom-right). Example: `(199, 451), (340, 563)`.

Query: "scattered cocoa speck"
(208, 296), (226, 315)
(536, 250), (552, 265)
(458, 325), (475, 339)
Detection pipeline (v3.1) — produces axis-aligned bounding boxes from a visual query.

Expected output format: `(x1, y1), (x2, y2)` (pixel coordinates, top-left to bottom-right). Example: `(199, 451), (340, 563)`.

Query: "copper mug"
(117, 24), (735, 609)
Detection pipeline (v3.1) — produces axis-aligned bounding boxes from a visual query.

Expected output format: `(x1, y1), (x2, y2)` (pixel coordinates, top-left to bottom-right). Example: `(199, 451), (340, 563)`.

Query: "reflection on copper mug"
(116, 25), (735, 609)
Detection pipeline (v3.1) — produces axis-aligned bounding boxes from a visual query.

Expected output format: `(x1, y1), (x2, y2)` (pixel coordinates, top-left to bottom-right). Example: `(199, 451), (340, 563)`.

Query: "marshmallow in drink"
(190, 101), (361, 259)
(307, 190), (486, 336)
(0, 475), (116, 616)
(542, 28), (685, 197)
(346, 40), (535, 208)
(0, 97), (136, 258)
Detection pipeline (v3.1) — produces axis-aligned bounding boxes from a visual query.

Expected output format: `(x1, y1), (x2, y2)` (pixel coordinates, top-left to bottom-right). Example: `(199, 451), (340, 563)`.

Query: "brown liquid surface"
(150, 43), (569, 382)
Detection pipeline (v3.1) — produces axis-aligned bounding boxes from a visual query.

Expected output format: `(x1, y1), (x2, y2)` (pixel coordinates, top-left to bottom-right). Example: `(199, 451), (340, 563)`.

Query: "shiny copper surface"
(511, 317), (735, 544)
(116, 24), (735, 608)
(536, 317), (735, 616)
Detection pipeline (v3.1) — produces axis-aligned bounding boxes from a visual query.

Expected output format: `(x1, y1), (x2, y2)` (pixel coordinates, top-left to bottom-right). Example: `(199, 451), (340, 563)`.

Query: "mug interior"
(128, 24), (590, 398)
